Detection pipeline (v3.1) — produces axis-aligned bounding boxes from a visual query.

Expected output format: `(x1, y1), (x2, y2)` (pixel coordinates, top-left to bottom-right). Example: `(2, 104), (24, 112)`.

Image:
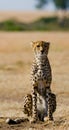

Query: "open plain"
(0, 32), (69, 130)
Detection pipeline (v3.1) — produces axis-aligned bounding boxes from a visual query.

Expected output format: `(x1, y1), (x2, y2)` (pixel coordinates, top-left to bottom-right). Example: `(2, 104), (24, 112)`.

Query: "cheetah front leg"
(44, 88), (53, 122)
(30, 83), (38, 123)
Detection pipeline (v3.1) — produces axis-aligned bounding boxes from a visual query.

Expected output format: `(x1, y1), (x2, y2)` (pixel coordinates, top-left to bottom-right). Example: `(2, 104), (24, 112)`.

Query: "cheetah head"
(31, 41), (50, 57)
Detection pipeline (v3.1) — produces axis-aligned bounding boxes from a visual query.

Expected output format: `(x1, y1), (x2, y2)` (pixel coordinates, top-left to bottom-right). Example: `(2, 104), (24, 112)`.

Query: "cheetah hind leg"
(44, 92), (56, 122)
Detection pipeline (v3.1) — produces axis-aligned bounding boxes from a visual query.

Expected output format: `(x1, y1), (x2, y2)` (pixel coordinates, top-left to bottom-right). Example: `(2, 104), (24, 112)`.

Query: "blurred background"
(0, 0), (69, 31)
(0, 1), (69, 130)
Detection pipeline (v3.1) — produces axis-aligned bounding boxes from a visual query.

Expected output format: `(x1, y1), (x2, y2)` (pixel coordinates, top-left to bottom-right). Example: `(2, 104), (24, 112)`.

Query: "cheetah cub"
(23, 41), (56, 123)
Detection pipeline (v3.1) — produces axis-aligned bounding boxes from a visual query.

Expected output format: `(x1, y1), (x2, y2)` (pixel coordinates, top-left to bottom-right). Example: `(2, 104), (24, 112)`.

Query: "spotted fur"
(23, 92), (56, 122)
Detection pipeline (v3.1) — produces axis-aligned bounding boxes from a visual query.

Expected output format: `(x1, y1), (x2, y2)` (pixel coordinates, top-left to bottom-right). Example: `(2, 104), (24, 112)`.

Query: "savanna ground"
(0, 32), (69, 130)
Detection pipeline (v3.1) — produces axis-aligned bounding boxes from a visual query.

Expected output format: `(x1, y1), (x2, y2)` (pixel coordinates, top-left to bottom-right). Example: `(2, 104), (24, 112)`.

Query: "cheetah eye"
(37, 45), (40, 48)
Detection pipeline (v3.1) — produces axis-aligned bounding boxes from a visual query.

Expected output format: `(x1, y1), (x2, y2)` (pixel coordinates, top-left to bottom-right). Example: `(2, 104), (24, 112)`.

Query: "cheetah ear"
(45, 42), (50, 49)
(46, 42), (50, 46)
(30, 41), (35, 47)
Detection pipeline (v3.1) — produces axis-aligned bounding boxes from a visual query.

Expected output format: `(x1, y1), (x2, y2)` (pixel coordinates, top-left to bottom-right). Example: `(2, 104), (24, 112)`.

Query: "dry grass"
(0, 11), (57, 23)
(0, 32), (69, 129)
(0, 11), (69, 23)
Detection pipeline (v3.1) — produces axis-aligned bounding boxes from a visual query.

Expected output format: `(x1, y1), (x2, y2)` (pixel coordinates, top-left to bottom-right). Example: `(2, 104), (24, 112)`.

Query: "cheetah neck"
(35, 54), (47, 69)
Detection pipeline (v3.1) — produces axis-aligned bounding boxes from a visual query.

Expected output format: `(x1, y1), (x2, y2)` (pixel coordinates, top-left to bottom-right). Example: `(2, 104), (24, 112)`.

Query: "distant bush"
(0, 19), (26, 31)
(0, 17), (69, 31)
(30, 17), (69, 31)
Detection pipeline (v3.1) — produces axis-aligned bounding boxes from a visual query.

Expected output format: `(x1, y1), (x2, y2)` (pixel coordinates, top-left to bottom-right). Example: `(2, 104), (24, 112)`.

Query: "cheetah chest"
(37, 80), (47, 113)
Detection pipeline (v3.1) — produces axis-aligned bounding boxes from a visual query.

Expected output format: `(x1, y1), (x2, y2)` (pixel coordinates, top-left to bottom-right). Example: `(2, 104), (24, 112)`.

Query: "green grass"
(0, 17), (69, 31)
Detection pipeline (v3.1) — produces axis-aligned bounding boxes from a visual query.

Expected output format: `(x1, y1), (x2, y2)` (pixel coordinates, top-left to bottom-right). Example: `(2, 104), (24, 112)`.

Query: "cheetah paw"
(30, 118), (37, 123)
(44, 117), (50, 122)
(44, 117), (53, 123)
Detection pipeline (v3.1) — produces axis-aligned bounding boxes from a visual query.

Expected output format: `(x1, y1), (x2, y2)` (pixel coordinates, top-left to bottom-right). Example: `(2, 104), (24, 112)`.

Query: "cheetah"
(27, 41), (56, 123)
(6, 41), (56, 124)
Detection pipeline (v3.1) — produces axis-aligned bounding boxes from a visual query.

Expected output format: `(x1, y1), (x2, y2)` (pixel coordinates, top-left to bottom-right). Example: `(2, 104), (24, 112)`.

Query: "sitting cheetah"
(23, 41), (56, 123)
(6, 41), (56, 124)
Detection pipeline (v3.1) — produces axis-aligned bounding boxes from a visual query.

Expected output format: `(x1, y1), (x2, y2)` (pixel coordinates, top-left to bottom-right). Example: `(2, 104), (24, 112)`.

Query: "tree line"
(35, 0), (69, 11)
